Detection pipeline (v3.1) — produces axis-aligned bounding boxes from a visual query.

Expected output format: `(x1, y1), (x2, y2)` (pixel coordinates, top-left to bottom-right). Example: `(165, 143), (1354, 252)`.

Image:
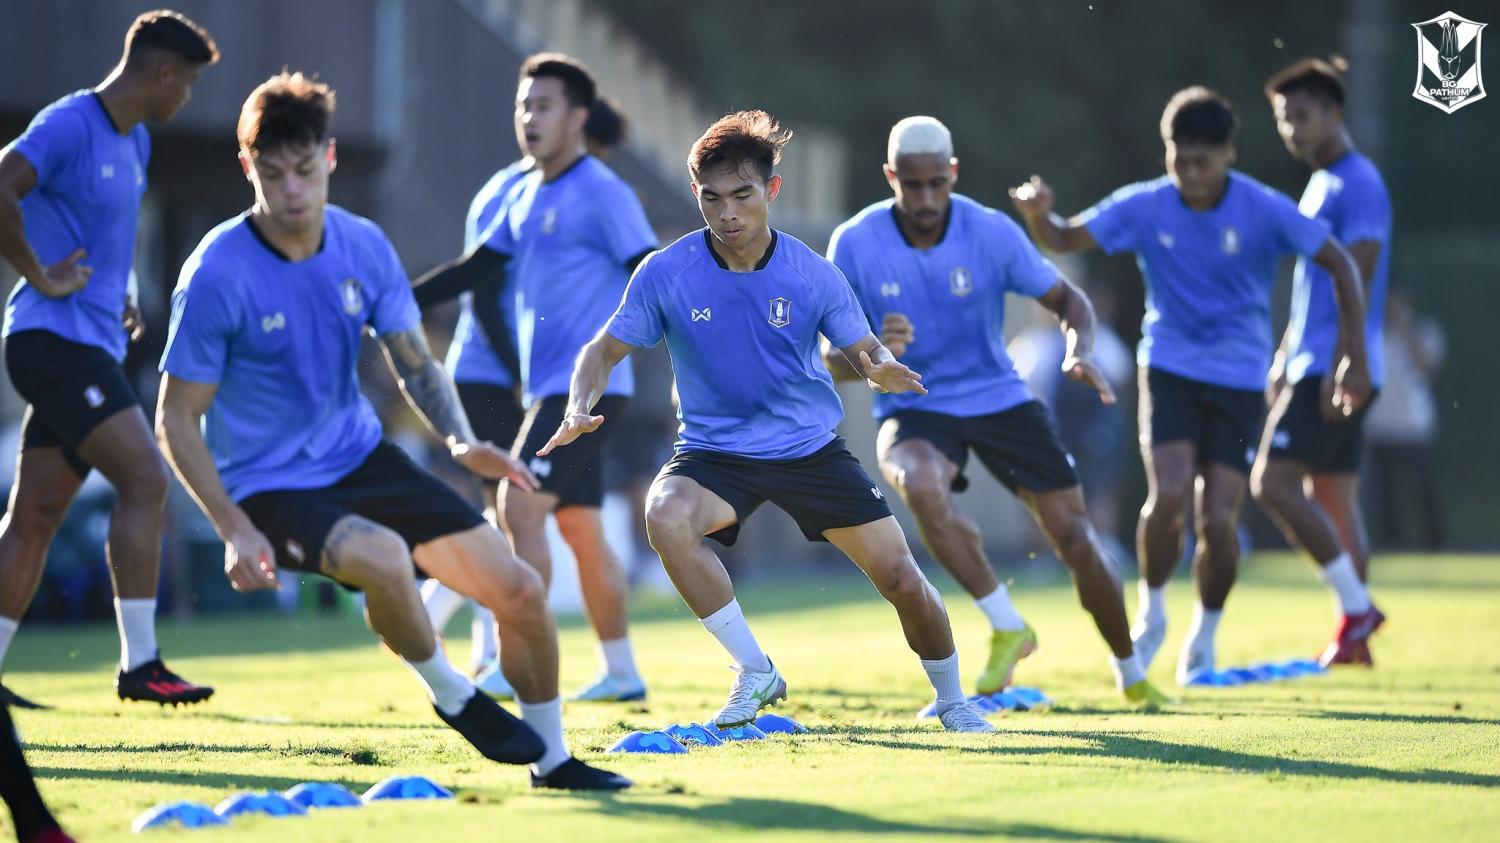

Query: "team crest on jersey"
(768, 297), (792, 328)
(341, 278), (365, 315)
(542, 206), (559, 235)
(1220, 227), (1241, 255)
(950, 266), (974, 297)
(1412, 12), (1487, 113)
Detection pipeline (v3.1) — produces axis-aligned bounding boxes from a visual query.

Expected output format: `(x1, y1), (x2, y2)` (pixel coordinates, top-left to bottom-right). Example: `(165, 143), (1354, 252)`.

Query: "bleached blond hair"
(887, 116), (953, 164)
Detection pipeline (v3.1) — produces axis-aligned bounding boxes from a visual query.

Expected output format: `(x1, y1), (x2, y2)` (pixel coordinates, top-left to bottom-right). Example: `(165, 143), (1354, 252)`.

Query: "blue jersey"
(482, 155), (655, 404)
(3, 91), (149, 361)
(161, 206), (421, 501)
(1079, 171), (1330, 391)
(829, 195), (1059, 419)
(446, 159), (531, 387)
(606, 229), (871, 460)
(1286, 152), (1391, 387)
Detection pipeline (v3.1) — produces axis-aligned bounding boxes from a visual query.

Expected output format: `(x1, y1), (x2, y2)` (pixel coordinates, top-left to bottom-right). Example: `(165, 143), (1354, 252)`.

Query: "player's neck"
(892, 205), (948, 251)
(709, 225), (774, 272)
(249, 207), (325, 262)
(1311, 131), (1353, 170)
(93, 71), (148, 135)
(1183, 177), (1229, 212)
(538, 145), (585, 182)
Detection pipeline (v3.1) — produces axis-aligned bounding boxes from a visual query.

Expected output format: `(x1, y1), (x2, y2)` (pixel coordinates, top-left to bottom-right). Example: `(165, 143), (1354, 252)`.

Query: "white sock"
(975, 584), (1026, 632)
(472, 607), (498, 664)
(421, 580), (467, 634)
(700, 598), (772, 673)
(113, 598), (157, 671)
(404, 651), (476, 715)
(1138, 580), (1167, 626)
(1110, 652), (1146, 689)
(519, 697), (570, 777)
(598, 637), (640, 682)
(1318, 553), (1372, 615)
(1184, 603), (1221, 658)
(922, 652), (966, 712)
(0, 616), (17, 672)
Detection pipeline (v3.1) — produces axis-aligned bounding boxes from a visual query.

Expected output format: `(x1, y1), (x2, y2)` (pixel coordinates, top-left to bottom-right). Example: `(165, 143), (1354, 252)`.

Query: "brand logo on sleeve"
(691, 307), (713, 322)
(341, 278), (365, 315)
(261, 312), (286, 333)
(950, 266), (973, 297)
(1412, 12), (1487, 113)
(768, 297), (792, 328)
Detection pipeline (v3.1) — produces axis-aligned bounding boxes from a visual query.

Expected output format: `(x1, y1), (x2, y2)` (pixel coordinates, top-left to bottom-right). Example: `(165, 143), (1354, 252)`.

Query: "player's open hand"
(861, 350), (927, 395)
(1328, 355), (1371, 421)
(37, 248), (91, 298)
(1009, 176), (1055, 220)
(225, 525), (279, 592)
(1063, 354), (1117, 405)
(451, 440), (538, 491)
(880, 312), (914, 358)
(536, 412), (605, 456)
(122, 294), (146, 342)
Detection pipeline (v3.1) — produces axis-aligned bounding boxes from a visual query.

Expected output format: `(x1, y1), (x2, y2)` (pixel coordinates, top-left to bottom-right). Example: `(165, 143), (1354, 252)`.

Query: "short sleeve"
(605, 254), (664, 348)
(6, 103), (87, 187)
(366, 228), (421, 335)
(991, 213), (1059, 299)
(161, 264), (238, 383)
(825, 224), (878, 332)
(817, 261), (871, 349)
(1267, 186), (1331, 257)
(479, 202), (517, 256)
(1077, 182), (1150, 256)
(1334, 173), (1391, 247)
(595, 179), (657, 265)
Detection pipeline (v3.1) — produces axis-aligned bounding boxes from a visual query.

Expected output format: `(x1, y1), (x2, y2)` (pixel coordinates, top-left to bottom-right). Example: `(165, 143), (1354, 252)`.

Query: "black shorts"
(513, 394), (628, 508)
(876, 401), (1080, 494)
(1266, 377), (1379, 474)
(1141, 367), (1265, 474)
(238, 440), (486, 576)
(456, 381), (525, 451)
(4, 329), (143, 478)
(659, 437), (892, 546)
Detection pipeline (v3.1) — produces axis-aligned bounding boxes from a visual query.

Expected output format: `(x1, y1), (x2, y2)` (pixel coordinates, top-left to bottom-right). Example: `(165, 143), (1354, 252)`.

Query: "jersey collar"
(704, 228), (778, 271)
(889, 202), (951, 250)
(246, 212), (327, 262)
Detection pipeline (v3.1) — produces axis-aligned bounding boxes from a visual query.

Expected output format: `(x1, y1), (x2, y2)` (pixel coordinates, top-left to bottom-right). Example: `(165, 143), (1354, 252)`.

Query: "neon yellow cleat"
(975, 625), (1039, 695)
(1123, 680), (1178, 708)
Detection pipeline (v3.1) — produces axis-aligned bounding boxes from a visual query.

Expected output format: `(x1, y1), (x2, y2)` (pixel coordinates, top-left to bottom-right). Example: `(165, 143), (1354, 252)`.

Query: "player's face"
(1165, 141), (1234, 206)
(515, 76), (586, 162)
(149, 59), (204, 122)
(1272, 90), (1341, 166)
(692, 165), (782, 246)
(885, 153), (957, 234)
(242, 141), (336, 234)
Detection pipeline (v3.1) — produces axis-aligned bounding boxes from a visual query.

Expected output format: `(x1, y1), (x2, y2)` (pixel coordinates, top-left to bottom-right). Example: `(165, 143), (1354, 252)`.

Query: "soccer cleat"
(473, 662), (515, 701)
(975, 624), (1039, 695)
(115, 657), (213, 706)
(0, 679), (49, 710)
(1131, 614), (1167, 672)
(568, 674), (647, 703)
(1175, 645), (1214, 687)
(1318, 606), (1387, 668)
(1124, 679), (1177, 707)
(530, 757), (632, 791)
(936, 701), (997, 733)
(434, 691), (545, 765)
(711, 661), (787, 727)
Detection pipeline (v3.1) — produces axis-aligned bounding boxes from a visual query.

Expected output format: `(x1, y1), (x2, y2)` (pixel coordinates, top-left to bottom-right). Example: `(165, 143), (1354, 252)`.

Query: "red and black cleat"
(1318, 605), (1387, 668)
(115, 656), (214, 706)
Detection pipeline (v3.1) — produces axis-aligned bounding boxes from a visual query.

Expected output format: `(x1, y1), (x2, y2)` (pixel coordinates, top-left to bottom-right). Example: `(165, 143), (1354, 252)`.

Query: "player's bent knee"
(644, 495), (694, 548)
(332, 526), (412, 589)
(119, 455), (171, 505)
(11, 494), (71, 543)
(897, 469), (949, 513)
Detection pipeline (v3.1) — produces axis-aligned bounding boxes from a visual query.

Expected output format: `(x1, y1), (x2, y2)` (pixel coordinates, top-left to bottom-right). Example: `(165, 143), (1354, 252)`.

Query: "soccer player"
(414, 55), (654, 703)
(540, 110), (996, 733)
(1251, 59), (1390, 666)
(1010, 87), (1371, 683)
(0, 10), (218, 709)
(155, 71), (628, 791)
(825, 117), (1169, 705)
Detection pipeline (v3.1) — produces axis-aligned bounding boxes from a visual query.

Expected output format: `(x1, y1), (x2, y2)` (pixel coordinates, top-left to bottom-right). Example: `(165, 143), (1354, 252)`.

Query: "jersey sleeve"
(817, 261), (872, 349)
(1268, 185), (1332, 257)
(992, 213), (1060, 298)
(478, 203), (516, 257)
(1076, 182), (1149, 255)
(1334, 172), (1391, 247)
(596, 179), (657, 266)
(160, 261), (238, 383)
(605, 254), (664, 348)
(367, 228), (421, 335)
(825, 224), (878, 331)
(6, 103), (87, 187)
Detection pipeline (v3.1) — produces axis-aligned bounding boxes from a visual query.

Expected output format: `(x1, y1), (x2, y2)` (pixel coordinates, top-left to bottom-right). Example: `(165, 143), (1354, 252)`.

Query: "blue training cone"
(662, 722), (724, 747)
(361, 775), (454, 802)
(1006, 687), (1055, 710)
(754, 713), (808, 735)
(710, 722), (768, 742)
(132, 801), (226, 832)
(285, 782), (362, 809)
(1251, 661), (1294, 681)
(1183, 668), (1241, 687)
(213, 791), (307, 819)
(1227, 667), (1263, 684)
(609, 730), (690, 754)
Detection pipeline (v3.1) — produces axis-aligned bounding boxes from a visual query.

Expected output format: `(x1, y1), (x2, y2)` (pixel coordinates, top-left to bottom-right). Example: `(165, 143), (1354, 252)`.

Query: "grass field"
(4, 553), (1498, 842)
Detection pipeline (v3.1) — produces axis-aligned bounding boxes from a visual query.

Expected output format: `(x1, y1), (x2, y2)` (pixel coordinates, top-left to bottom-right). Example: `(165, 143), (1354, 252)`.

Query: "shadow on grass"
(33, 764), (374, 794)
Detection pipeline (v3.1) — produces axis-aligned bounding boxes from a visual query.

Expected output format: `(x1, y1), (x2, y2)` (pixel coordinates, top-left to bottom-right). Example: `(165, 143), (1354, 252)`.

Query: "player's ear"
(326, 138), (338, 174)
(949, 157), (959, 186)
(883, 162), (897, 187)
(237, 150), (252, 179)
(767, 174), (782, 202)
(689, 181), (700, 198)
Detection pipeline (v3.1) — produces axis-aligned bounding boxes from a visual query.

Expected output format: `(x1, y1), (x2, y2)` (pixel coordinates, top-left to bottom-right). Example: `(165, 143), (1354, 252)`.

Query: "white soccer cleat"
(1131, 614), (1167, 671)
(568, 673), (647, 703)
(711, 661), (787, 727)
(936, 701), (997, 733)
(1176, 645), (1215, 686)
(474, 661), (515, 701)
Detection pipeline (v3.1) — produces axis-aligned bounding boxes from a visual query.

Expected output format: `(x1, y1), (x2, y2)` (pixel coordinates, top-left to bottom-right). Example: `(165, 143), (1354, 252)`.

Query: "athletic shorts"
(1266, 377), (1379, 474)
(876, 401), (1079, 494)
(238, 440), (486, 576)
(456, 381), (525, 453)
(512, 394), (628, 508)
(4, 329), (142, 478)
(1140, 367), (1265, 474)
(658, 437), (892, 546)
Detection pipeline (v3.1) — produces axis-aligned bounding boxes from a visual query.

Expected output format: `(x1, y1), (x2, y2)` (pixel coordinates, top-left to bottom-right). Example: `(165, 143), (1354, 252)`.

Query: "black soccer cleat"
(530, 758), (633, 791)
(0, 679), (49, 710)
(114, 657), (214, 706)
(435, 691), (546, 765)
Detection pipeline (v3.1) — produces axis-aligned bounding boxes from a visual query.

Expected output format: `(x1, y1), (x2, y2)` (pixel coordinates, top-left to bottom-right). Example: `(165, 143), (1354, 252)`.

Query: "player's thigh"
(876, 413), (966, 495)
(1145, 441), (1197, 505)
(646, 472), (738, 539)
(824, 515), (923, 592)
(6, 437), (86, 534)
(413, 522), (542, 608)
(1196, 461), (1249, 527)
(75, 406), (168, 494)
(1018, 483), (1091, 546)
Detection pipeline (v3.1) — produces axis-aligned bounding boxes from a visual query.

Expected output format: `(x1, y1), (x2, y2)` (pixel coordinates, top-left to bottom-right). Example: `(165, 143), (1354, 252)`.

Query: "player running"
(541, 110), (996, 733)
(1251, 59), (1390, 666)
(414, 55), (654, 703)
(155, 72), (628, 790)
(0, 10), (218, 709)
(1010, 87), (1371, 684)
(825, 117), (1170, 705)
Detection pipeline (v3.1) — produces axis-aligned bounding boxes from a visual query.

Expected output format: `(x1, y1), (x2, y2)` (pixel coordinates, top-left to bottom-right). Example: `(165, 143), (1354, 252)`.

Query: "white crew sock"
(1138, 580), (1167, 627)
(921, 652), (966, 712)
(1318, 553), (1372, 615)
(0, 616), (18, 672)
(113, 598), (157, 672)
(1110, 652), (1146, 689)
(1183, 603), (1222, 659)
(975, 584), (1026, 632)
(420, 580), (467, 635)
(519, 697), (570, 777)
(598, 637), (641, 682)
(700, 598), (772, 673)
(404, 651), (476, 715)
(472, 607), (498, 664)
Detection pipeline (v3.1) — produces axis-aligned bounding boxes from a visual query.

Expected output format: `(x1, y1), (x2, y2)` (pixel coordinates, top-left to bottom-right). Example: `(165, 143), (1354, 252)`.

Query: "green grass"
(6, 553), (1499, 842)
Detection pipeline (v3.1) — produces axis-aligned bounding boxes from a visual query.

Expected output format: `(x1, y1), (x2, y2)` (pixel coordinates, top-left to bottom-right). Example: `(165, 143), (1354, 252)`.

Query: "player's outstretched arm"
(537, 333), (635, 456)
(156, 375), (280, 592)
(0, 150), (91, 298)
(1311, 237), (1371, 418)
(1037, 278), (1116, 405)
(379, 327), (538, 490)
(838, 333), (927, 395)
(1009, 175), (1099, 254)
(822, 313), (913, 382)
(410, 243), (510, 308)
